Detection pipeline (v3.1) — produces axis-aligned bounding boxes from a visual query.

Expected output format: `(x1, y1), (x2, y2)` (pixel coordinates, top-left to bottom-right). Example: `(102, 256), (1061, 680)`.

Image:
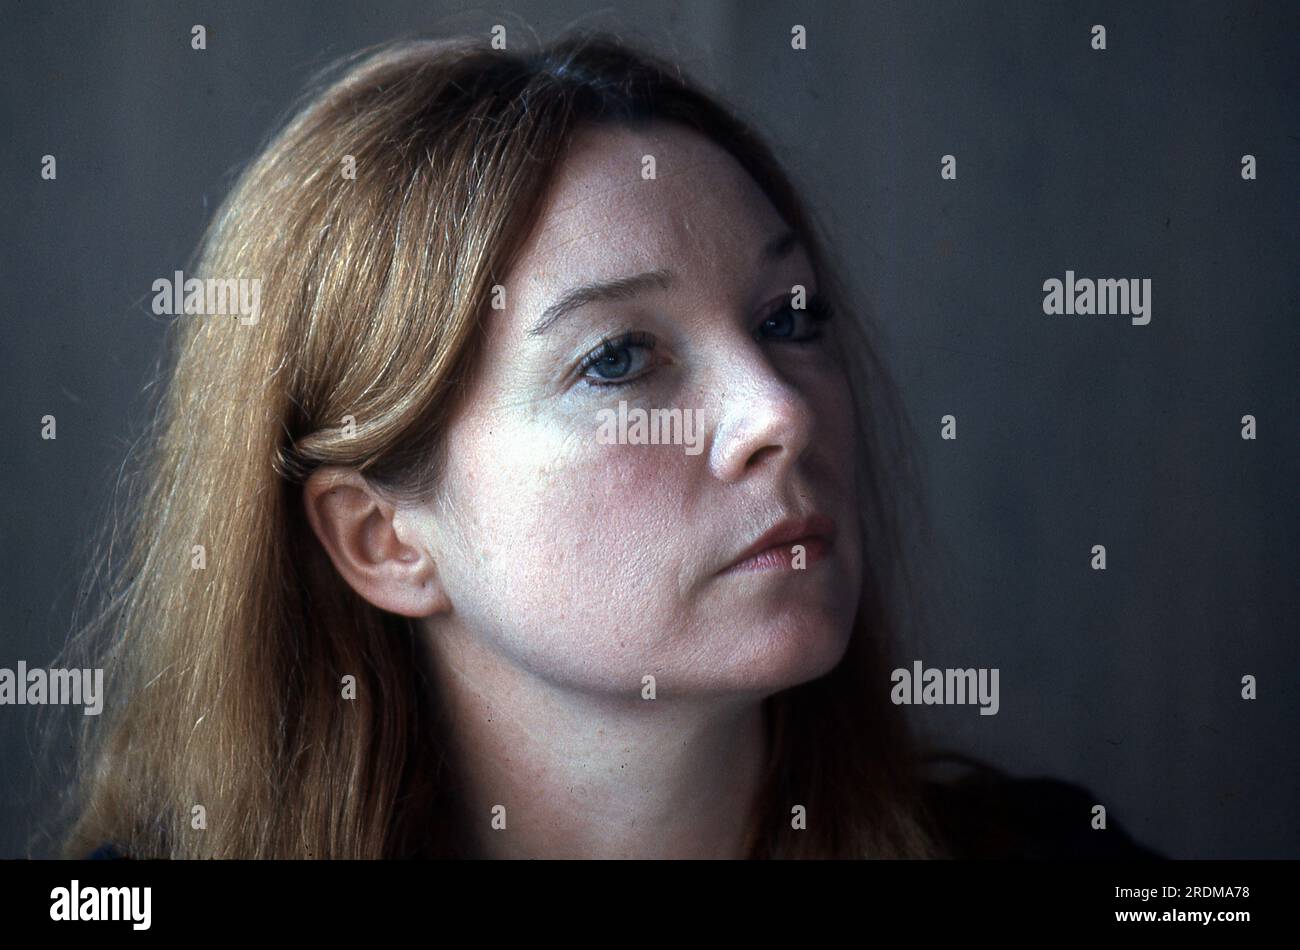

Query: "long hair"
(44, 29), (950, 859)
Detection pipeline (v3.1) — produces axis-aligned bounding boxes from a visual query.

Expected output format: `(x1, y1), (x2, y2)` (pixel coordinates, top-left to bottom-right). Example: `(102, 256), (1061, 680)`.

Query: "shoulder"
(921, 759), (1165, 860)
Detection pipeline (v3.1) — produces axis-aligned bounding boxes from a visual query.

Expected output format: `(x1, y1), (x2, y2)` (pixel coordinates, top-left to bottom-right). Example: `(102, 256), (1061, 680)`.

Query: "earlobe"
(302, 467), (451, 619)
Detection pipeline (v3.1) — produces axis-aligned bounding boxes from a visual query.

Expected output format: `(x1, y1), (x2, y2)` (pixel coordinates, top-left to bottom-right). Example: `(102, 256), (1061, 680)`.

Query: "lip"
(718, 513), (837, 575)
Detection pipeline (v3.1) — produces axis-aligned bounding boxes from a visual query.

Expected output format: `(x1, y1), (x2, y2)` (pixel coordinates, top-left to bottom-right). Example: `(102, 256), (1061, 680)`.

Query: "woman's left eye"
(755, 293), (835, 342)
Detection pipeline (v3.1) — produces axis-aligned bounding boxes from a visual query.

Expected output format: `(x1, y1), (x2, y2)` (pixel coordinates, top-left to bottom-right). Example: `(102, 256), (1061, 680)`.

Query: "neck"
(425, 628), (770, 859)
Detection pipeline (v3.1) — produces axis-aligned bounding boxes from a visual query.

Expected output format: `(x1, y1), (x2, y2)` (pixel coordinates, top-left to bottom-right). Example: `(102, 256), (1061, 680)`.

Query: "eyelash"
(577, 293), (836, 389)
(578, 331), (658, 387)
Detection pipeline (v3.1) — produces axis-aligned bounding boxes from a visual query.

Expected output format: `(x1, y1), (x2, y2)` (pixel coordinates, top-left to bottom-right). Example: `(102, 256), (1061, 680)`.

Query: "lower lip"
(720, 536), (832, 575)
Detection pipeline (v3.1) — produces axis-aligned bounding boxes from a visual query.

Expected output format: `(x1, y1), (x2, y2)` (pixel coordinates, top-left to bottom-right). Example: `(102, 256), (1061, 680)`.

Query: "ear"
(302, 466), (450, 618)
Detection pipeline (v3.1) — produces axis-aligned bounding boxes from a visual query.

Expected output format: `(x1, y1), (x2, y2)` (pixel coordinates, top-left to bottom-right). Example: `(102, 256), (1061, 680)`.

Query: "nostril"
(745, 444), (782, 470)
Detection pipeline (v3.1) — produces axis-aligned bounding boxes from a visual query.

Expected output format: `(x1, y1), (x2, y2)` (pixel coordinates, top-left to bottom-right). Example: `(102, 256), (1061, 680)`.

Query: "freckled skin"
(417, 120), (864, 700)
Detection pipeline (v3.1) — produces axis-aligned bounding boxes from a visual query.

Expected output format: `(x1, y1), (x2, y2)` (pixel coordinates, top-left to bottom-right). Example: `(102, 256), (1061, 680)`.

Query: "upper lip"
(721, 513), (837, 572)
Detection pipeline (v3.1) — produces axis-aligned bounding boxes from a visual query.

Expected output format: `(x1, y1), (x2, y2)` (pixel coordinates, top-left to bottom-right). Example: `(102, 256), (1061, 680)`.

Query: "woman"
(55, 30), (1157, 860)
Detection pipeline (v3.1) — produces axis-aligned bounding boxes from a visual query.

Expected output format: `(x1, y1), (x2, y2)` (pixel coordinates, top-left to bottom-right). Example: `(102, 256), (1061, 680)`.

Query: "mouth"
(717, 513), (836, 576)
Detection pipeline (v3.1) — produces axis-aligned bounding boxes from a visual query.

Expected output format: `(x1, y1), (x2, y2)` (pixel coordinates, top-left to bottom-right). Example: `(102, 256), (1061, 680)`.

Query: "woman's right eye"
(578, 332), (658, 387)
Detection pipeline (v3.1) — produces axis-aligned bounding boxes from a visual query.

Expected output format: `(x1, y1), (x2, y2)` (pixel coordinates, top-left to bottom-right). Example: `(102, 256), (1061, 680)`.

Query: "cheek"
(809, 368), (859, 476)
(808, 369), (865, 569)
(524, 441), (681, 575)
(438, 409), (691, 669)
(823, 364), (857, 430)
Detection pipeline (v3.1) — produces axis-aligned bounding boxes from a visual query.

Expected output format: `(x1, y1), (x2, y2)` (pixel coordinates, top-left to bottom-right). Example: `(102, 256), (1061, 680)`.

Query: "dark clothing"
(85, 771), (1164, 860)
(923, 771), (1163, 859)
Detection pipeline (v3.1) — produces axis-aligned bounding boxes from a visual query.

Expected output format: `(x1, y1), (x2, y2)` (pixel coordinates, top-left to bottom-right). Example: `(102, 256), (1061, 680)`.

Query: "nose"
(707, 355), (816, 484)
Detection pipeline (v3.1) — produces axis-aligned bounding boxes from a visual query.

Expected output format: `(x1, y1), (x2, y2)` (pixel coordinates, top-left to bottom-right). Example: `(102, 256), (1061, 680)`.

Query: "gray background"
(2, 0), (1296, 858)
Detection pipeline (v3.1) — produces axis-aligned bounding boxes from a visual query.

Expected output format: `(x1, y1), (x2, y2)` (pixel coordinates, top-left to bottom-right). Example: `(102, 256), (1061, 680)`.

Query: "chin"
(702, 602), (857, 696)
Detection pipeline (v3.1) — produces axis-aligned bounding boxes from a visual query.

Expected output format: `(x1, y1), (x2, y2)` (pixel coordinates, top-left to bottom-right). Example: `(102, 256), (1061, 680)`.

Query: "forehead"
(505, 121), (791, 309)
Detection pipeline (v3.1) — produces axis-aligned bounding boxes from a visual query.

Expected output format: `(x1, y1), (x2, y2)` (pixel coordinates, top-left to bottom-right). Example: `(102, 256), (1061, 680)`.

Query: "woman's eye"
(575, 297), (832, 389)
(578, 332), (657, 386)
(756, 293), (834, 342)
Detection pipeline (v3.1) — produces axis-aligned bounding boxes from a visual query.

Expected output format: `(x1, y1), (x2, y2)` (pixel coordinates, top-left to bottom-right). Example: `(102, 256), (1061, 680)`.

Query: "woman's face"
(418, 120), (863, 698)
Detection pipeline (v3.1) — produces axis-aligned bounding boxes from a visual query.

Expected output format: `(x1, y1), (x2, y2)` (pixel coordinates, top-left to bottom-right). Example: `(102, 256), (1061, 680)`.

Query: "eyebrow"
(527, 228), (801, 336)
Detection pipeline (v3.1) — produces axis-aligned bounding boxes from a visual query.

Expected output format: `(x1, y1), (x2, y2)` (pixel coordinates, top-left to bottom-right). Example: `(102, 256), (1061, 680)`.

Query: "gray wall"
(2, 0), (1296, 858)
